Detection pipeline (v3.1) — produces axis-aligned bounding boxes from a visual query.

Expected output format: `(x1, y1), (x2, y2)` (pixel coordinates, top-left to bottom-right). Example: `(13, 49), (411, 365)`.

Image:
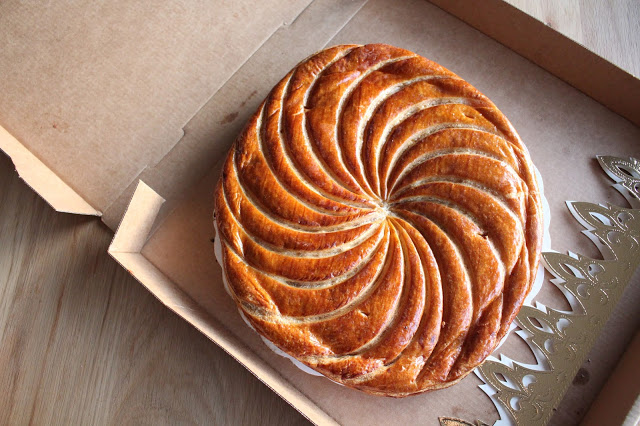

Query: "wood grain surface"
(0, 153), (309, 425)
(1, 1), (638, 425)
(508, 0), (640, 77)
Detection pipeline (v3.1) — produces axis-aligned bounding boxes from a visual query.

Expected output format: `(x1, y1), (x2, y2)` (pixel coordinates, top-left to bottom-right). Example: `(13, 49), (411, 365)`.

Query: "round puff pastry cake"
(214, 44), (543, 397)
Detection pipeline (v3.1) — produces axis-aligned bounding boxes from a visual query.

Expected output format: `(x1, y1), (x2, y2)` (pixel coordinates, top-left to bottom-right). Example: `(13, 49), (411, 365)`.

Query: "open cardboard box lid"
(1, 0), (639, 424)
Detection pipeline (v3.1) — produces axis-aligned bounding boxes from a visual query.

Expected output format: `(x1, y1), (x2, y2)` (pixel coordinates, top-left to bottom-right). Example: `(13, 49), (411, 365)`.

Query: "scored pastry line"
(386, 144), (520, 195)
(346, 221), (426, 357)
(322, 223), (439, 387)
(392, 210), (480, 381)
(303, 55), (415, 199)
(392, 195), (512, 278)
(238, 225), (392, 324)
(391, 219), (444, 362)
(222, 180), (386, 259)
(389, 148), (525, 206)
(371, 97), (473, 195)
(255, 226), (406, 365)
(301, 44), (357, 107)
(349, 75), (452, 196)
(392, 196), (508, 277)
(342, 223), (407, 354)
(383, 126), (517, 196)
(391, 176), (526, 229)
(232, 142), (386, 232)
(291, 46), (379, 206)
(221, 223), (389, 289)
(252, 102), (358, 216)
(261, 73), (374, 212)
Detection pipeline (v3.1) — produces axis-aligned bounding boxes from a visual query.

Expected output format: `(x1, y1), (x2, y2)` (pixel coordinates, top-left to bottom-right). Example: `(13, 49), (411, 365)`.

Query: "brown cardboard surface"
(0, 0), (311, 215)
(118, 0), (640, 424)
(581, 326), (640, 425)
(100, 0), (369, 230)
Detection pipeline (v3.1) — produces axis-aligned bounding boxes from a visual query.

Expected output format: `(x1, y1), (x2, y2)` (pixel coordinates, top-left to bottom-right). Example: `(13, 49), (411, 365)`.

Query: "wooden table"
(1, 2), (638, 424)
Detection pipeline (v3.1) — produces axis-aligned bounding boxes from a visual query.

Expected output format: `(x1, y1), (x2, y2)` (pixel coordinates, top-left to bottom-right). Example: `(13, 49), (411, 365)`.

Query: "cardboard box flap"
(109, 181), (339, 426)
(0, 0), (312, 216)
(100, 0), (370, 230)
(430, 0), (640, 127)
(582, 330), (640, 425)
(0, 126), (99, 215)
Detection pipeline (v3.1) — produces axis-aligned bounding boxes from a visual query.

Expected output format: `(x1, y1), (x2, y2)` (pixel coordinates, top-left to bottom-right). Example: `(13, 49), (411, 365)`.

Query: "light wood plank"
(0, 152), (308, 425)
(506, 0), (640, 77)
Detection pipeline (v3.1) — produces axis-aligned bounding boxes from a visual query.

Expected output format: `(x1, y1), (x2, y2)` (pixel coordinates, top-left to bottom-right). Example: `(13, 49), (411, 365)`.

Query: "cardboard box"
(1, 0), (639, 423)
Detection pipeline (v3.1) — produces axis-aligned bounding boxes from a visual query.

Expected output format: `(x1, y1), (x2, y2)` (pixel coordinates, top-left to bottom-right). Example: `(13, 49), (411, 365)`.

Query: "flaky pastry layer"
(214, 44), (543, 397)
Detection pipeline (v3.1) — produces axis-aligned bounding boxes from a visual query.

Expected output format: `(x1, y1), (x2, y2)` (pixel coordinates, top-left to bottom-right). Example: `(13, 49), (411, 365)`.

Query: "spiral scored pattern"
(214, 44), (543, 396)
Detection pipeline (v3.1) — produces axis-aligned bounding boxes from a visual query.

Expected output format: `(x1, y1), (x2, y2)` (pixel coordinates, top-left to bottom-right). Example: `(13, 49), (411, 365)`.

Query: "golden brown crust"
(214, 44), (543, 397)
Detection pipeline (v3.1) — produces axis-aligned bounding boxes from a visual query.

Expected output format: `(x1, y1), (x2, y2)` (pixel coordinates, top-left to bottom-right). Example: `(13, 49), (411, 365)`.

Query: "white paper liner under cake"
(213, 167), (551, 382)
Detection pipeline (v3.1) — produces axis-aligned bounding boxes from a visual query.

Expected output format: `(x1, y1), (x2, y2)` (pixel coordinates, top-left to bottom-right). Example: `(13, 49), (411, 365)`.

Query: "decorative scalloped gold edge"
(451, 155), (640, 426)
(439, 417), (490, 426)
